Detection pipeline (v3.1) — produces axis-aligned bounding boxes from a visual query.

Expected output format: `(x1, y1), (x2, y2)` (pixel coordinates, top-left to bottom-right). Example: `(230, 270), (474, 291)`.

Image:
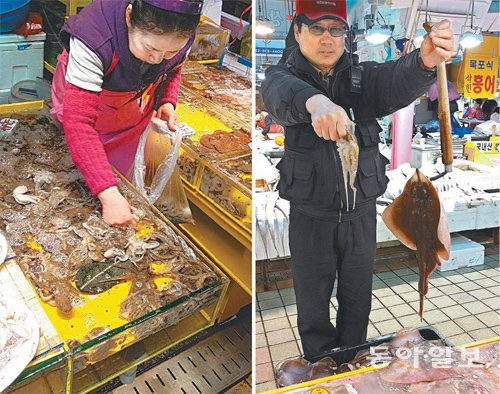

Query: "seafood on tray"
(278, 328), (500, 393)
(199, 171), (249, 221)
(198, 128), (251, 154)
(276, 357), (339, 387)
(218, 154), (252, 189)
(182, 63), (252, 118)
(0, 112), (222, 360)
(0, 300), (40, 392)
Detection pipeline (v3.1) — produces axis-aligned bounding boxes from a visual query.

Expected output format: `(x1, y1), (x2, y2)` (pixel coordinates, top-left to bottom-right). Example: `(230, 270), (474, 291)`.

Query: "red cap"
(296, 0), (348, 27)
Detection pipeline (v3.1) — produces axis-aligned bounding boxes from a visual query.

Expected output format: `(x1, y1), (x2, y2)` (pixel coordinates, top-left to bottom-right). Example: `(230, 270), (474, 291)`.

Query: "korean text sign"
(464, 53), (498, 98)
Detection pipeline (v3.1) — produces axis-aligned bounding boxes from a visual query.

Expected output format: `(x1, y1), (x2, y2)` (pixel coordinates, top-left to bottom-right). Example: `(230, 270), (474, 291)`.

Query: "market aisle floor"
(255, 239), (499, 392)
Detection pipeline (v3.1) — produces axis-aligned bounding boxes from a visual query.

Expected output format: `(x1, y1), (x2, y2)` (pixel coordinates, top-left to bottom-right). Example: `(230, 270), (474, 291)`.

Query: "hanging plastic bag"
(132, 120), (193, 223)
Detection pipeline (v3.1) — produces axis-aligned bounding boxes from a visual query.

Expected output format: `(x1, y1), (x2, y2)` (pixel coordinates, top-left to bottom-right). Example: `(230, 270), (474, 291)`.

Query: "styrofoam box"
(0, 89), (10, 105)
(446, 208), (477, 232)
(438, 233), (485, 272)
(0, 33), (46, 91)
(475, 201), (500, 230)
(411, 143), (464, 169)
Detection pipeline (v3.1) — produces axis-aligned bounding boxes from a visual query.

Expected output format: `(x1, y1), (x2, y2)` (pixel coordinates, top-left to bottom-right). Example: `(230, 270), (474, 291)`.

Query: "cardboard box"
(438, 233), (485, 272)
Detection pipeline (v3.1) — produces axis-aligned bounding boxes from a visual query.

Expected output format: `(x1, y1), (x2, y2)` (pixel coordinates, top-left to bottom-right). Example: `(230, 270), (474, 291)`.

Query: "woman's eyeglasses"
(306, 24), (346, 37)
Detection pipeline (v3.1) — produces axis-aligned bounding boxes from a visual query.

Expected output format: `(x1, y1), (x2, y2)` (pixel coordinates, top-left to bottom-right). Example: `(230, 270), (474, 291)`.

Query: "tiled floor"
(255, 234), (500, 393)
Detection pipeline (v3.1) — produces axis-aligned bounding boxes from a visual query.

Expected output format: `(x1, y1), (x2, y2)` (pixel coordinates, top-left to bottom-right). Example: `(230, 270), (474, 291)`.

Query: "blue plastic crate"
(0, 0), (31, 33)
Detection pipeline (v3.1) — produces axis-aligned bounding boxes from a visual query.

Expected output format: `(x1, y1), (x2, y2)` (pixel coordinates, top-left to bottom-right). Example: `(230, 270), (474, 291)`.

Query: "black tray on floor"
(307, 326), (453, 364)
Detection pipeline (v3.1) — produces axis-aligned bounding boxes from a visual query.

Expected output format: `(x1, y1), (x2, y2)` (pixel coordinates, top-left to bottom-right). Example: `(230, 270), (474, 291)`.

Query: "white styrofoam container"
(0, 88), (10, 105)
(446, 209), (477, 232)
(475, 201), (500, 230)
(411, 144), (442, 168)
(438, 234), (485, 272)
(0, 33), (46, 91)
(411, 143), (464, 168)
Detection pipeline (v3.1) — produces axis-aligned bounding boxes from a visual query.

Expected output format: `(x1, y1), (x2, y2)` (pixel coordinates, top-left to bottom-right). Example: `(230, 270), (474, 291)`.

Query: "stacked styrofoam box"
(438, 233), (485, 272)
(475, 199), (500, 230)
(0, 32), (46, 103)
(446, 209), (478, 232)
(411, 144), (442, 169)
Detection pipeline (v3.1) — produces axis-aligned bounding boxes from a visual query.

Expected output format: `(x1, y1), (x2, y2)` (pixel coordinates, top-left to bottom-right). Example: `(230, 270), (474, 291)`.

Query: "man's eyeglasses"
(306, 24), (347, 37)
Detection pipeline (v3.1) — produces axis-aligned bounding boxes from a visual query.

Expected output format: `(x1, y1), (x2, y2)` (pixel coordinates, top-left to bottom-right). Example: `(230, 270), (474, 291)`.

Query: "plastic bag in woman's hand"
(131, 120), (193, 223)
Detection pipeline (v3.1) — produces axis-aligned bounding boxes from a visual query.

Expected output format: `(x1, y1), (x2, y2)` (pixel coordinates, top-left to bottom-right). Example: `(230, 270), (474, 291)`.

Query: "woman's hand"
(98, 186), (137, 228)
(154, 102), (178, 131)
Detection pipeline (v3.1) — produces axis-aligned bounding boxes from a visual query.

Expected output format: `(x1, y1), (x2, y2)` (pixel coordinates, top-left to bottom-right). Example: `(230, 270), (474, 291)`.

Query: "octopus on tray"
(0, 112), (220, 326)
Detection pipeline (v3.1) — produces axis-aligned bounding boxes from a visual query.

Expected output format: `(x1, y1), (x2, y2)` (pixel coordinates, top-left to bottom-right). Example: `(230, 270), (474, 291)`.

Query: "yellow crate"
(177, 145), (199, 186)
(174, 90), (252, 247)
(198, 160), (251, 223)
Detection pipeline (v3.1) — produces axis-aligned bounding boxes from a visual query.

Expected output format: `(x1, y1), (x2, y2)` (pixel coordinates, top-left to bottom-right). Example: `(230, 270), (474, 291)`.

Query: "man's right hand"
(306, 94), (351, 141)
(98, 186), (137, 228)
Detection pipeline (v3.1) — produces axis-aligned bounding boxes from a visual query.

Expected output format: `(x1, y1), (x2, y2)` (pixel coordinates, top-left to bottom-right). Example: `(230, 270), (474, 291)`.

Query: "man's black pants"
(289, 202), (377, 360)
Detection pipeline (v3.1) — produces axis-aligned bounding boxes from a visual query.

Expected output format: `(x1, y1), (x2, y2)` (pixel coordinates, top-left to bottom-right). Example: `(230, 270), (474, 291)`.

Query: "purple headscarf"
(143, 0), (203, 15)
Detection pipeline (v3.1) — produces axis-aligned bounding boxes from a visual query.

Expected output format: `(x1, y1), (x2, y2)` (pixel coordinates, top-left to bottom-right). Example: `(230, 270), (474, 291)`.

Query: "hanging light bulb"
(459, 0), (483, 49)
(459, 30), (483, 48)
(255, 17), (275, 37)
(366, 25), (392, 45)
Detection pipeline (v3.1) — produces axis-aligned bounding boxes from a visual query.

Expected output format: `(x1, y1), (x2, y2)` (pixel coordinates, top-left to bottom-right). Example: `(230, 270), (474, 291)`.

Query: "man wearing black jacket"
(261, 0), (453, 360)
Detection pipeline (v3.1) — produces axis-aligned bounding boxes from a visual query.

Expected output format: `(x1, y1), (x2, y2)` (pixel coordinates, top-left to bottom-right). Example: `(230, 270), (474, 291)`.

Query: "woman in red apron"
(51, 0), (201, 227)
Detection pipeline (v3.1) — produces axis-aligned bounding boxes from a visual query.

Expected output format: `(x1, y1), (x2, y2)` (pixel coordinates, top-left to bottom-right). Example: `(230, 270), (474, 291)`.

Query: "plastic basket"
(0, 0), (30, 33)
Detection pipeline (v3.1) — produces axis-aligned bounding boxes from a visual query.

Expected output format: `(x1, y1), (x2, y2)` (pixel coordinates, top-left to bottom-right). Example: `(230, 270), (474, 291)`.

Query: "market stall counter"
(0, 102), (228, 393)
(172, 61), (252, 321)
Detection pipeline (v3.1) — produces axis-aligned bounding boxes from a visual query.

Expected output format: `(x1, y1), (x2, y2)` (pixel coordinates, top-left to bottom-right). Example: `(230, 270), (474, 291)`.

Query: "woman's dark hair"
(474, 98), (483, 105)
(129, 0), (200, 37)
(481, 99), (498, 116)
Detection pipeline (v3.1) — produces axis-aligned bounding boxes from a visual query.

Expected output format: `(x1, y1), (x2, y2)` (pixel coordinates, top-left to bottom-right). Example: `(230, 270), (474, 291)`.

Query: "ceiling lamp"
(366, 25), (392, 45)
(459, 0), (483, 49)
(459, 30), (483, 49)
(255, 17), (275, 37)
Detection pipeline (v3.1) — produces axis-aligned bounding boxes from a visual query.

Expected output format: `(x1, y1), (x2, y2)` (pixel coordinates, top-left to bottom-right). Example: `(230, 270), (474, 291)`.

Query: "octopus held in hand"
(336, 121), (359, 210)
